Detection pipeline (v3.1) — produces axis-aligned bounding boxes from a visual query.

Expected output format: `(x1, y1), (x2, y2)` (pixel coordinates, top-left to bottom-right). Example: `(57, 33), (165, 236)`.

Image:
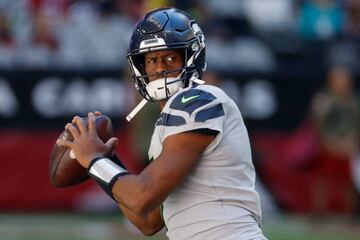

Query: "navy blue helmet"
(127, 7), (206, 101)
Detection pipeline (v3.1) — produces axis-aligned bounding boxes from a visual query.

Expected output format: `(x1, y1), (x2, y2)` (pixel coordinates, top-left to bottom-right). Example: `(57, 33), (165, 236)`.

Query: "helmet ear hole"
(194, 48), (206, 78)
(131, 54), (146, 76)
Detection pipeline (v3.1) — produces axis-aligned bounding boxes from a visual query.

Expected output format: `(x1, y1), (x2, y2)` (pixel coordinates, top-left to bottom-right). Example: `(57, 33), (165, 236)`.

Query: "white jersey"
(148, 83), (266, 240)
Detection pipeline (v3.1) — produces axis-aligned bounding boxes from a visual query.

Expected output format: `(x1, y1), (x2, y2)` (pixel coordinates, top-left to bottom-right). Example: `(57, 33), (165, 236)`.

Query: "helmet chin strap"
(126, 73), (204, 122)
(126, 98), (148, 122)
(189, 75), (205, 85)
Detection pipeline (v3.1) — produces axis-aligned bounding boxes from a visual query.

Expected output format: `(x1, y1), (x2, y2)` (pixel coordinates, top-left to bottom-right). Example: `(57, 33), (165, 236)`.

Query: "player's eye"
(166, 56), (176, 62)
(146, 58), (156, 64)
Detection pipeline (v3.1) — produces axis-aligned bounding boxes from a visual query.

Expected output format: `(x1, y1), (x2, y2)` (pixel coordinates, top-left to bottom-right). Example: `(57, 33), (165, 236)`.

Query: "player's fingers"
(88, 112), (96, 133)
(71, 115), (80, 124)
(74, 116), (86, 134)
(56, 138), (73, 148)
(65, 123), (80, 139)
(105, 137), (118, 152)
(94, 111), (102, 116)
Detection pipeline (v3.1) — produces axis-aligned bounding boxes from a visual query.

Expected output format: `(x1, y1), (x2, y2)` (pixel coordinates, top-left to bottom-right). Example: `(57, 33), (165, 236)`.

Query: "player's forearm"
(112, 172), (167, 215)
(87, 132), (210, 215)
(118, 204), (164, 236)
(111, 133), (210, 215)
(85, 155), (167, 215)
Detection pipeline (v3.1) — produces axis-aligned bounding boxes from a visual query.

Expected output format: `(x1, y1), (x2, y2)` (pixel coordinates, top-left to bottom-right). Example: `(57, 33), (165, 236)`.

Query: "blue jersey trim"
(195, 103), (224, 122)
(156, 112), (186, 127)
(170, 89), (217, 115)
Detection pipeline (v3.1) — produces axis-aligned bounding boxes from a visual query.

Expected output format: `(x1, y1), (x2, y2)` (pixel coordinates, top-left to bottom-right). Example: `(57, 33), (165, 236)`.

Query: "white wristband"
(88, 157), (128, 184)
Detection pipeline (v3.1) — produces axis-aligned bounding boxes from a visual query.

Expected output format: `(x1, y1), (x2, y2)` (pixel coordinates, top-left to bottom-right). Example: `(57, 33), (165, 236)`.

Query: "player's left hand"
(57, 112), (119, 168)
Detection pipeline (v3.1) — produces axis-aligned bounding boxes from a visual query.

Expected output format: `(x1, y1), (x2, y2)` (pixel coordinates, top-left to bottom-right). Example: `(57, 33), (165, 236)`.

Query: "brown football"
(49, 115), (113, 188)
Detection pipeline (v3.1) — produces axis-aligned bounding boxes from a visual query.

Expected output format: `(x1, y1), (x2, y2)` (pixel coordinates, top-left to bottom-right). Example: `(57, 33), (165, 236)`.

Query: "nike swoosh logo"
(181, 95), (200, 103)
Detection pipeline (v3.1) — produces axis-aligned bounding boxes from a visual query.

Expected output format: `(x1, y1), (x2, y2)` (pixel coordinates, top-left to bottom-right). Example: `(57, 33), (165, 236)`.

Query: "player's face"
(144, 49), (183, 82)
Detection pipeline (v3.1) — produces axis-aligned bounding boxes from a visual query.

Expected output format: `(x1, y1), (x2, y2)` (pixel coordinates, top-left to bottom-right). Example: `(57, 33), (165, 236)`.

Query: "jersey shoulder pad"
(168, 87), (225, 123)
(169, 88), (217, 114)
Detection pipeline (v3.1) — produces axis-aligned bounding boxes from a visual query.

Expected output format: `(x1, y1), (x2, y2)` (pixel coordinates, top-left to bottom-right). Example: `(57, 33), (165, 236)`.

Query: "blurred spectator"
(201, 0), (251, 36)
(0, 13), (14, 46)
(0, 13), (15, 67)
(312, 65), (360, 157)
(327, 40), (360, 75)
(56, 0), (98, 68)
(242, 0), (296, 34)
(206, 35), (276, 73)
(204, 0), (243, 18)
(32, 13), (59, 51)
(28, 0), (67, 18)
(344, 0), (360, 40)
(310, 65), (359, 215)
(57, 0), (133, 69)
(298, 0), (345, 40)
(202, 0), (276, 73)
(27, 0), (67, 44)
(16, 12), (59, 68)
(0, 0), (29, 68)
(116, 0), (144, 21)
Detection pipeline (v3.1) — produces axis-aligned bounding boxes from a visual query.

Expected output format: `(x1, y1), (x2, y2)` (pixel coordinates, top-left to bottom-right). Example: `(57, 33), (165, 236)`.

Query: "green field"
(0, 214), (359, 240)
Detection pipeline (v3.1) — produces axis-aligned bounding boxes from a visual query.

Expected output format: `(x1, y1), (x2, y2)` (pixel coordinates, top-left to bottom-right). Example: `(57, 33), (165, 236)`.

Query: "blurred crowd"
(0, 0), (359, 74)
(309, 65), (360, 216)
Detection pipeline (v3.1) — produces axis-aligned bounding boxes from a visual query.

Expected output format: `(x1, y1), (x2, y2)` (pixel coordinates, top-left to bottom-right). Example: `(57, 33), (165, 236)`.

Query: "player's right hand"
(57, 112), (118, 169)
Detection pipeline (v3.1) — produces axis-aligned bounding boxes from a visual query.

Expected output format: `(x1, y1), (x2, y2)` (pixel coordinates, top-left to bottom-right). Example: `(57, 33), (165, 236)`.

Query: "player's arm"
(58, 112), (215, 214)
(111, 130), (215, 214)
(92, 113), (165, 235)
(118, 204), (164, 236)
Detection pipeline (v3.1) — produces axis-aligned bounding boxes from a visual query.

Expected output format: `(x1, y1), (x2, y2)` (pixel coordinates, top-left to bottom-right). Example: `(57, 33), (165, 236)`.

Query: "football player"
(58, 7), (267, 240)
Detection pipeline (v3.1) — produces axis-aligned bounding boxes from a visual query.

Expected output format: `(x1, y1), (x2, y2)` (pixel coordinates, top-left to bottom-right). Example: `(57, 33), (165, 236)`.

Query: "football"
(49, 115), (113, 188)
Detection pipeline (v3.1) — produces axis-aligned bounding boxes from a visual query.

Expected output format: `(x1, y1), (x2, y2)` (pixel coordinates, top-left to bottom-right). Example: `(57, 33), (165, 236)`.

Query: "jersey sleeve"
(157, 88), (226, 151)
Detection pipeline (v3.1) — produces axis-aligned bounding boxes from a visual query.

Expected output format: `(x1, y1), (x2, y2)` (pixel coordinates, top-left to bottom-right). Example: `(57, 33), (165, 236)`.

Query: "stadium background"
(0, 0), (360, 239)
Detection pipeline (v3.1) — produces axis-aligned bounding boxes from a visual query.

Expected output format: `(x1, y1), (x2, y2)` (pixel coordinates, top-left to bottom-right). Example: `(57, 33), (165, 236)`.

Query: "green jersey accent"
(181, 95), (200, 103)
